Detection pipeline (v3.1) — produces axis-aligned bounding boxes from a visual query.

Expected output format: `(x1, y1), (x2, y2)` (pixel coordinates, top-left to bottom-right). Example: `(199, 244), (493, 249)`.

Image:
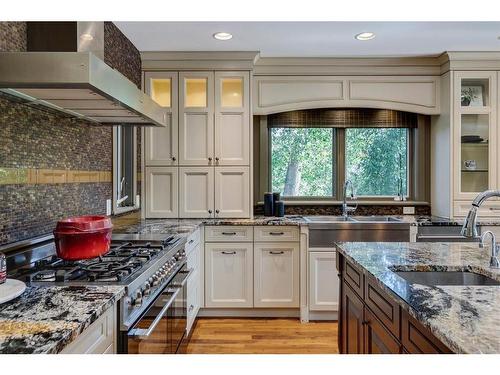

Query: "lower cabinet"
(186, 228), (202, 335)
(254, 242), (299, 307)
(204, 242), (253, 307)
(309, 251), (339, 311)
(61, 304), (116, 354)
(338, 253), (453, 354)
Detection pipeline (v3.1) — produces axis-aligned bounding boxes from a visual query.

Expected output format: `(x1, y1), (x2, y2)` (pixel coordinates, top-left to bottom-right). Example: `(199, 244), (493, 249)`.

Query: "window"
(113, 126), (138, 214)
(271, 128), (334, 197)
(345, 128), (408, 197)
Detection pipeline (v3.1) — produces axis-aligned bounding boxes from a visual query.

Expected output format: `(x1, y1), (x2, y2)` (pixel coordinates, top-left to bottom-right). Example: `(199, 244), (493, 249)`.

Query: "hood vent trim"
(0, 52), (166, 127)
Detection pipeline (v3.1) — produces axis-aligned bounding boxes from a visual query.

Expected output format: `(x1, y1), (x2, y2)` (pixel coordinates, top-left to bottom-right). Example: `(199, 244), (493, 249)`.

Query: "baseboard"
(198, 308), (300, 318)
(308, 311), (338, 321)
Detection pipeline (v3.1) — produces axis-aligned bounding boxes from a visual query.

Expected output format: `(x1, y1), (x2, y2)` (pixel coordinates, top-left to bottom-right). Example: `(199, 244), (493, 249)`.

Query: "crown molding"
(141, 51), (260, 71)
(439, 51), (500, 74)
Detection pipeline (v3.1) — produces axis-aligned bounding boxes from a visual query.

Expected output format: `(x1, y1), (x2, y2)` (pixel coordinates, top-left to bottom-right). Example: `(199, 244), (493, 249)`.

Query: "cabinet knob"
(208, 209), (212, 214)
(215, 157), (219, 163)
(208, 157), (212, 162)
(171, 156), (176, 161)
(215, 209), (220, 214)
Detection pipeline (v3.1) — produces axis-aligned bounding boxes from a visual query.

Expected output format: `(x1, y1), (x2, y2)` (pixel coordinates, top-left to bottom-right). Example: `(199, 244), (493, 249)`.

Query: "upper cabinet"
(215, 72), (250, 166)
(179, 72), (215, 166)
(144, 72), (179, 166)
(453, 71), (497, 201)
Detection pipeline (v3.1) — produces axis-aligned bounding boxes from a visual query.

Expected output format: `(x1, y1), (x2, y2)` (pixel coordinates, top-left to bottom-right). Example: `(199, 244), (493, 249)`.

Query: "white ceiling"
(115, 22), (500, 57)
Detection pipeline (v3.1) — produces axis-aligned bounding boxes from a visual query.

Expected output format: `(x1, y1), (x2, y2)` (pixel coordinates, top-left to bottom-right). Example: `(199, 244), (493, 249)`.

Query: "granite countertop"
(115, 216), (306, 236)
(413, 215), (500, 226)
(335, 241), (500, 353)
(0, 285), (125, 354)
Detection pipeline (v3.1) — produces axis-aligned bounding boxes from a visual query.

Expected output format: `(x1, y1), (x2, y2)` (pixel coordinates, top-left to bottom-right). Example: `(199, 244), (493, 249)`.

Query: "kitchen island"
(335, 241), (500, 353)
(0, 285), (125, 354)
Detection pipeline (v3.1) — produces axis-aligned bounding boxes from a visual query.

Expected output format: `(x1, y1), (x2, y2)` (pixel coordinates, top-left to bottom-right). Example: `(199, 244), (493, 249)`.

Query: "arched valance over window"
(267, 108), (418, 128)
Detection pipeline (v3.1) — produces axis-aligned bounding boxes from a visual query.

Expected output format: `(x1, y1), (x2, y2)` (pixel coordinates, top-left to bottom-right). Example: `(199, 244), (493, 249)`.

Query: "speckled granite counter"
(0, 285), (125, 354)
(115, 216), (306, 236)
(335, 241), (500, 353)
(413, 215), (500, 226)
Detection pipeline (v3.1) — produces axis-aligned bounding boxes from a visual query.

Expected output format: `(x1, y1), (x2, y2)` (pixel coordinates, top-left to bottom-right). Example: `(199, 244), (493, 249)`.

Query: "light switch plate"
(403, 206), (415, 215)
(106, 199), (112, 216)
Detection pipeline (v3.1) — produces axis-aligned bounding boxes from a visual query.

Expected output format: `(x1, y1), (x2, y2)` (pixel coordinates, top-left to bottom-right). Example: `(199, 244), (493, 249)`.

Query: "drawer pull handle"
(188, 239), (194, 244)
(269, 232), (285, 236)
(222, 232), (237, 236)
(269, 251), (285, 255)
(222, 251), (237, 255)
(489, 207), (500, 211)
(189, 304), (194, 312)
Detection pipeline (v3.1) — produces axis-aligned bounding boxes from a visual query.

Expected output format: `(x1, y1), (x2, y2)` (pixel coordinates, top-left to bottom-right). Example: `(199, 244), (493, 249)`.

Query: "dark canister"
(274, 201), (285, 217)
(272, 192), (281, 203)
(264, 192), (274, 216)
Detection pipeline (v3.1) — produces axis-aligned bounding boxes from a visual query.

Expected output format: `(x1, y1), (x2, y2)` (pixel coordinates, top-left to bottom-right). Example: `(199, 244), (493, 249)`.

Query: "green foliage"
(345, 128), (408, 196)
(271, 128), (333, 196)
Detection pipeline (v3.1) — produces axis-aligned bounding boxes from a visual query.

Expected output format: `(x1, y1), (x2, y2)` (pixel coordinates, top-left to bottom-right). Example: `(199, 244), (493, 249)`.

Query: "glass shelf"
(461, 78), (489, 108)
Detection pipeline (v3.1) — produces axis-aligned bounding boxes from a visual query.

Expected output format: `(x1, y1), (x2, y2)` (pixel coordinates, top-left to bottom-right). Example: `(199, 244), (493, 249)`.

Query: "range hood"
(0, 52), (165, 127)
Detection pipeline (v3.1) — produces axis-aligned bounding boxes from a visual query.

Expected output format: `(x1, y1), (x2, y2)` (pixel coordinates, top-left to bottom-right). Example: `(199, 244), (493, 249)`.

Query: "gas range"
(7, 233), (187, 332)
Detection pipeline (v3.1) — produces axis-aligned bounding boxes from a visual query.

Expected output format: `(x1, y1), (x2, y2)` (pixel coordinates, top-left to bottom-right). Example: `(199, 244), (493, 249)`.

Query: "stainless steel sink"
(394, 271), (500, 286)
(350, 216), (402, 222)
(303, 215), (401, 223)
(303, 216), (355, 223)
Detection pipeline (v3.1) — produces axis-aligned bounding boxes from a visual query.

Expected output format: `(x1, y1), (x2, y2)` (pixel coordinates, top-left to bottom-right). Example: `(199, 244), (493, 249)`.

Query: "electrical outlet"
(136, 194), (141, 209)
(403, 206), (415, 215)
(106, 199), (112, 216)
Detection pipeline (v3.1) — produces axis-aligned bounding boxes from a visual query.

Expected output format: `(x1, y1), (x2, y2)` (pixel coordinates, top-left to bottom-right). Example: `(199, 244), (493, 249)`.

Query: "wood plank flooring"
(186, 318), (339, 354)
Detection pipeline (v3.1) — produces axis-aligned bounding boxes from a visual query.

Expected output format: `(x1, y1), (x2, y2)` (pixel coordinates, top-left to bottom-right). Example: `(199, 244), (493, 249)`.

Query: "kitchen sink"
(393, 270), (500, 286)
(303, 216), (355, 223)
(349, 216), (402, 222)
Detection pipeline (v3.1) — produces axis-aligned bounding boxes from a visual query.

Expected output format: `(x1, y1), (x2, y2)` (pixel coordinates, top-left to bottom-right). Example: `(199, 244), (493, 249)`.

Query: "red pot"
(54, 216), (113, 261)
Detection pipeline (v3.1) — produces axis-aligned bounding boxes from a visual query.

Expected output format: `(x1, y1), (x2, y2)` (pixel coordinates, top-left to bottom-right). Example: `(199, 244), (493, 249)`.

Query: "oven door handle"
(127, 287), (180, 339)
(170, 268), (194, 288)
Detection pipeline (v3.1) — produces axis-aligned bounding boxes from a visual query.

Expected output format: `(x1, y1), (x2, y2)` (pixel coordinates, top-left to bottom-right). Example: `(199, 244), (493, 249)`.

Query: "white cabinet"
(253, 242), (299, 308)
(204, 242), (253, 307)
(309, 251), (339, 311)
(186, 228), (201, 335)
(145, 167), (178, 218)
(179, 72), (215, 166)
(61, 304), (116, 354)
(214, 167), (250, 218)
(144, 72), (178, 166)
(179, 167), (214, 218)
(214, 71), (250, 166)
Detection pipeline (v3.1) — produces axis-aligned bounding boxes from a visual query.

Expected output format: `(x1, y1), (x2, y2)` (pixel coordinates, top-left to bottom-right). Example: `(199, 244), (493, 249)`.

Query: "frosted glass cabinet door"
(144, 72), (178, 166)
(179, 72), (214, 166)
(453, 71), (497, 200)
(214, 72), (250, 166)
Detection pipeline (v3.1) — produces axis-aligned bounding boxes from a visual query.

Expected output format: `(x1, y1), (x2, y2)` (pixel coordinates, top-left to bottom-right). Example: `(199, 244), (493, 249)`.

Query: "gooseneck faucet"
(460, 190), (500, 268)
(342, 180), (357, 218)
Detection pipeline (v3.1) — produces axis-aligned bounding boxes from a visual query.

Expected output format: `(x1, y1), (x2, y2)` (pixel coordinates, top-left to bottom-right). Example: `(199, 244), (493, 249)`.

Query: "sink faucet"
(460, 190), (500, 268)
(342, 180), (357, 218)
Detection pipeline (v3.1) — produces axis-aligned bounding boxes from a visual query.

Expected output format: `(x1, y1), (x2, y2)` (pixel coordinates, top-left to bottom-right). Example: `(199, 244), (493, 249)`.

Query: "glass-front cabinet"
(453, 71), (497, 204)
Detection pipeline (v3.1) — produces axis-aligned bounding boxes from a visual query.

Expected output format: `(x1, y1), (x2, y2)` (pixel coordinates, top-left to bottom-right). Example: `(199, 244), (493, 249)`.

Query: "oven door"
(171, 266), (192, 353)
(127, 285), (179, 354)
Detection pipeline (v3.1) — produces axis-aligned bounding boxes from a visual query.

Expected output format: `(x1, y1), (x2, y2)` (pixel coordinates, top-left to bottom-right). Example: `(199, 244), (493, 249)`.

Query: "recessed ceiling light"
(213, 32), (233, 41)
(355, 32), (376, 41)
(80, 33), (94, 41)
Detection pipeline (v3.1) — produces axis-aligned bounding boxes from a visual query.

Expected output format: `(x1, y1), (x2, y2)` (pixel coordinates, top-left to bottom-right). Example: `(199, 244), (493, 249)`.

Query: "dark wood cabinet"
(364, 308), (401, 354)
(338, 253), (453, 354)
(341, 282), (364, 353)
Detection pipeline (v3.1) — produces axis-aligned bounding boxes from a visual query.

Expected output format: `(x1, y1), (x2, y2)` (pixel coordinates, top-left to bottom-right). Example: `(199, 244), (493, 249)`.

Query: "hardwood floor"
(186, 318), (339, 354)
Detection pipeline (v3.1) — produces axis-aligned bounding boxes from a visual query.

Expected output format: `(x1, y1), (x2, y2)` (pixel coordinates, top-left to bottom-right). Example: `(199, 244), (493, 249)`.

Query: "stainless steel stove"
(6, 233), (190, 354)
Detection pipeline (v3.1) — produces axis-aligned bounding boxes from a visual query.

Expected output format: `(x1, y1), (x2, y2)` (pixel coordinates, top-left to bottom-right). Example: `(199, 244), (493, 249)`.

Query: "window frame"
(112, 125), (138, 215)
(260, 116), (426, 203)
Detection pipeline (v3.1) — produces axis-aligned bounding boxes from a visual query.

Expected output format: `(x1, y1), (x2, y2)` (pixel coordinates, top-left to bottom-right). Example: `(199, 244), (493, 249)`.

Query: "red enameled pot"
(53, 216), (113, 261)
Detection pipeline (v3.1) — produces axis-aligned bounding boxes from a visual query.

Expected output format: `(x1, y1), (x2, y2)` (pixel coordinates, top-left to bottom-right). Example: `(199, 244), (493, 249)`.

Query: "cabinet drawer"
(187, 243), (200, 271)
(205, 226), (253, 242)
(343, 259), (364, 299)
(187, 271), (200, 335)
(186, 228), (201, 254)
(402, 311), (452, 354)
(254, 226), (299, 242)
(364, 308), (401, 354)
(365, 276), (400, 338)
(454, 200), (500, 218)
(61, 304), (115, 354)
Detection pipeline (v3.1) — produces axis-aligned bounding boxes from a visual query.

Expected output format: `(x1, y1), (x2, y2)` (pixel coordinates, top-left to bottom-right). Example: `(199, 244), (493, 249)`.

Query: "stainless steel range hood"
(0, 51), (166, 127)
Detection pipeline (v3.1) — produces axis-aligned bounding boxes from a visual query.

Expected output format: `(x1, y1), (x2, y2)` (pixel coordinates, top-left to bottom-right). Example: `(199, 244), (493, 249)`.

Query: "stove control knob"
(132, 291), (143, 308)
(142, 283), (151, 296)
(152, 275), (160, 287)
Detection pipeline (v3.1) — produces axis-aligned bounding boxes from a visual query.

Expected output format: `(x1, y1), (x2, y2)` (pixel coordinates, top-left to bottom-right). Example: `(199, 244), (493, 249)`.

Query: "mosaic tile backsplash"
(0, 21), (142, 246)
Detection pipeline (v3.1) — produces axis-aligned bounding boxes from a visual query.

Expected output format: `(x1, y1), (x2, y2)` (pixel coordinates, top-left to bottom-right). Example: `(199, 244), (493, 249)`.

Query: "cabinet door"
(453, 71), (497, 201)
(254, 242), (299, 307)
(341, 282), (364, 354)
(144, 72), (178, 166)
(364, 308), (401, 354)
(179, 167), (214, 218)
(179, 72), (214, 166)
(309, 251), (339, 311)
(204, 242), (253, 307)
(214, 167), (250, 218)
(214, 71), (250, 166)
(145, 167), (178, 218)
